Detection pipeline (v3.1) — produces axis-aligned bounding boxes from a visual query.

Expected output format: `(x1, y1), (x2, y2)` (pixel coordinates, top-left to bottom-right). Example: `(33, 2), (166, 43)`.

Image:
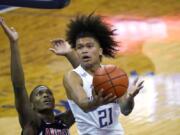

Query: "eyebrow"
(77, 41), (94, 46)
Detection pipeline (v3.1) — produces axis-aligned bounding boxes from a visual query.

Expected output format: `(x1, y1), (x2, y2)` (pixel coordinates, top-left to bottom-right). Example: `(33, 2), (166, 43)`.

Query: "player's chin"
(43, 103), (55, 109)
(82, 62), (93, 68)
(82, 60), (94, 66)
(41, 106), (54, 111)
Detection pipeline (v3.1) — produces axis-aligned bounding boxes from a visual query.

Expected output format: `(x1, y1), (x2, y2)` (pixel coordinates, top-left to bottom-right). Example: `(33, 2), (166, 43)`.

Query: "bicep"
(63, 71), (88, 106)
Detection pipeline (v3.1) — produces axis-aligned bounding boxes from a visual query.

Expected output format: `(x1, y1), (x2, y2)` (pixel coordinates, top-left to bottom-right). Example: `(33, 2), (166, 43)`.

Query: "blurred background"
(0, 0), (180, 134)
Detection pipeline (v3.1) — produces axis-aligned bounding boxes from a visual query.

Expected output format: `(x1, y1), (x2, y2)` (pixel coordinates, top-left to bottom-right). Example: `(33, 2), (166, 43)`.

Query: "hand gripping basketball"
(93, 65), (129, 98)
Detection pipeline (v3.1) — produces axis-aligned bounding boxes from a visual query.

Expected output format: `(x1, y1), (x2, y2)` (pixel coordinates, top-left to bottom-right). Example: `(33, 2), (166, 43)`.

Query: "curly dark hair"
(66, 14), (118, 58)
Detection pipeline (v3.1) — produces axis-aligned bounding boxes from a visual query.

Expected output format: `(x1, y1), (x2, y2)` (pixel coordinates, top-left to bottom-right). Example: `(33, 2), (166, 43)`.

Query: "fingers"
(51, 40), (61, 47)
(133, 77), (144, 87)
(51, 38), (65, 42)
(138, 86), (144, 91)
(97, 89), (104, 98)
(10, 27), (16, 32)
(92, 86), (97, 97)
(50, 38), (65, 45)
(131, 79), (144, 97)
(0, 17), (4, 24)
(95, 89), (117, 105)
(50, 41), (61, 52)
(133, 85), (143, 96)
(133, 77), (139, 85)
(49, 48), (56, 54)
(50, 38), (67, 49)
(103, 93), (117, 104)
(138, 80), (144, 87)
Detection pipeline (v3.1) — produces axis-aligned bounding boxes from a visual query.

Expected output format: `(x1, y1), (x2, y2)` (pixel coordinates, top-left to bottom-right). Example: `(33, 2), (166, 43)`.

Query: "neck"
(38, 110), (55, 122)
(82, 63), (101, 75)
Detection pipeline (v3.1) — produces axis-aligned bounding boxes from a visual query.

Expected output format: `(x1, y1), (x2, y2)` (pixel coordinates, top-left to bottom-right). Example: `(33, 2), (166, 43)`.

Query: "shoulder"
(21, 117), (41, 135)
(63, 71), (83, 99)
(19, 110), (41, 129)
(63, 70), (83, 89)
(63, 70), (81, 82)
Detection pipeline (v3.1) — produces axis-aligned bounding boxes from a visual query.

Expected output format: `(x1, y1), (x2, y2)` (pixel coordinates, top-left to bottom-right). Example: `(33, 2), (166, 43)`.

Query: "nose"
(81, 47), (88, 54)
(42, 92), (49, 98)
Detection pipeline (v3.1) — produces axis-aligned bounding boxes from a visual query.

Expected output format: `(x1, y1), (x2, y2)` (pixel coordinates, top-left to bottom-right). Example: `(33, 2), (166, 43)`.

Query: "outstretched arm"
(0, 17), (36, 128)
(50, 38), (80, 68)
(119, 77), (144, 115)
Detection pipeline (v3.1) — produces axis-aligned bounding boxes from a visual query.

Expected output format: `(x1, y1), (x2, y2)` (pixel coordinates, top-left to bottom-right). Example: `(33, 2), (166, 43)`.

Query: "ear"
(99, 48), (103, 56)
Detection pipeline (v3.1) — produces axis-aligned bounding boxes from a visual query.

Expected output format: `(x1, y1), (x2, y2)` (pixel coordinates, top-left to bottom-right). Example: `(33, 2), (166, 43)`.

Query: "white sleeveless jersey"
(68, 65), (124, 135)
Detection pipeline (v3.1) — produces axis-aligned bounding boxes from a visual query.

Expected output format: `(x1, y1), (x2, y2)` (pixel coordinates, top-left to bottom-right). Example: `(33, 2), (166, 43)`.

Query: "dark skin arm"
(0, 17), (39, 128)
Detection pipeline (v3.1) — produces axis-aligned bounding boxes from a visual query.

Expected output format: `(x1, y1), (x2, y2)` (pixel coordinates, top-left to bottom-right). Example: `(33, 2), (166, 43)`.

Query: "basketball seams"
(104, 66), (117, 96)
(94, 65), (117, 76)
(104, 85), (127, 93)
(93, 65), (129, 98)
(93, 74), (128, 88)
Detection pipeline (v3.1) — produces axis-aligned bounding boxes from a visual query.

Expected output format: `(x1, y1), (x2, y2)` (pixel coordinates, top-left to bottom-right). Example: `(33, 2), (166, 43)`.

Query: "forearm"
(10, 41), (32, 122)
(119, 94), (134, 116)
(10, 41), (25, 88)
(78, 98), (99, 113)
(65, 50), (80, 68)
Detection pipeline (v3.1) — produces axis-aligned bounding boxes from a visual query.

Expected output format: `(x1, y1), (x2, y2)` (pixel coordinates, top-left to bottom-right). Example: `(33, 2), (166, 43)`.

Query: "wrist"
(127, 93), (134, 100)
(88, 99), (98, 111)
(10, 41), (18, 46)
(10, 39), (18, 44)
(64, 48), (73, 57)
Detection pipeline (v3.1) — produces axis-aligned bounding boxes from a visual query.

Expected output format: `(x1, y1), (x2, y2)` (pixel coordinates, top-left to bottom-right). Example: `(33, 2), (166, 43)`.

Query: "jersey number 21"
(98, 107), (113, 128)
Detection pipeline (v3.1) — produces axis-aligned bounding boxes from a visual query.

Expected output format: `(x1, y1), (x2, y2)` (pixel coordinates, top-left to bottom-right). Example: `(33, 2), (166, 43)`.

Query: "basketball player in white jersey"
(50, 14), (144, 135)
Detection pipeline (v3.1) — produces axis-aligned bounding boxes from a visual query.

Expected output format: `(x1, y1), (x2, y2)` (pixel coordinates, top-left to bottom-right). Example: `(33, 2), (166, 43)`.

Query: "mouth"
(82, 55), (91, 62)
(43, 99), (53, 105)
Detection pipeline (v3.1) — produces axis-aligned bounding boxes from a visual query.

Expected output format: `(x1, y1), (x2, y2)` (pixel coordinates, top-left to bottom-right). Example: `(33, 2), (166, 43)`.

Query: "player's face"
(75, 37), (102, 68)
(32, 86), (55, 112)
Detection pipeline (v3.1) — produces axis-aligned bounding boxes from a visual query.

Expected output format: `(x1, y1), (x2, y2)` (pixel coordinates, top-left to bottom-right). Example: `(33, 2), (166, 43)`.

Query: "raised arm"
(50, 38), (80, 68)
(0, 17), (36, 127)
(118, 77), (144, 115)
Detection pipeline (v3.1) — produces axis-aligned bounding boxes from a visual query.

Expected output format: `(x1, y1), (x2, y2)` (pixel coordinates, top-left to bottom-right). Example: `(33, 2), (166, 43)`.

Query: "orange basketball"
(93, 65), (129, 98)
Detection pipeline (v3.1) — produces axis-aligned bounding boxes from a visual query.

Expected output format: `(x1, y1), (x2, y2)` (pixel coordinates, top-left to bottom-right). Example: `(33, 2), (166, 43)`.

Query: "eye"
(36, 91), (43, 96)
(76, 45), (83, 50)
(87, 43), (94, 48)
